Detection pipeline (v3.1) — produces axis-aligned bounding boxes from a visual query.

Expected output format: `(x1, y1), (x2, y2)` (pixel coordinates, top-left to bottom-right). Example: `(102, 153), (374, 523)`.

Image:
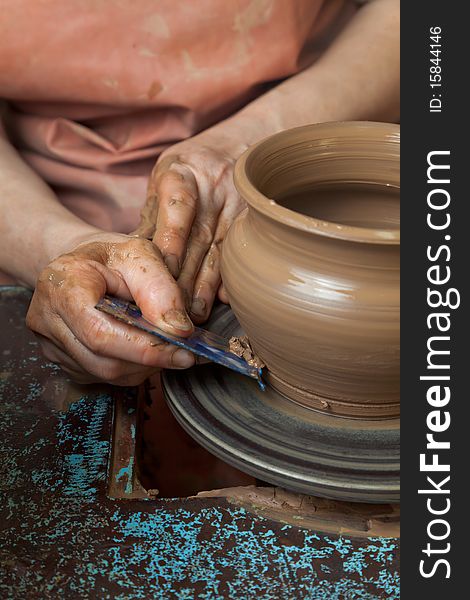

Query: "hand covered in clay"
(26, 233), (196, 385)
(135, 128), (248, 323)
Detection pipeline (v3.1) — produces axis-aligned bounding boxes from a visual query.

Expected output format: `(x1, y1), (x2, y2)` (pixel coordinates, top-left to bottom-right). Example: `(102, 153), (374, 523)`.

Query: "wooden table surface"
(0, 286), (399, 599)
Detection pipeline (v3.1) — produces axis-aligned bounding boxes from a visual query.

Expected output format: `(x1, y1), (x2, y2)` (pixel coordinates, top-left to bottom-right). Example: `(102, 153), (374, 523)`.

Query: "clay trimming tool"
(96, 295), (265, 388)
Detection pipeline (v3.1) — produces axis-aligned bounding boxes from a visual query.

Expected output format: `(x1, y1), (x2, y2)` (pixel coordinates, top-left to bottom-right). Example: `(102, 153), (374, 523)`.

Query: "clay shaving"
(229, 335), (265, 370)
(195, 485), (400, 538)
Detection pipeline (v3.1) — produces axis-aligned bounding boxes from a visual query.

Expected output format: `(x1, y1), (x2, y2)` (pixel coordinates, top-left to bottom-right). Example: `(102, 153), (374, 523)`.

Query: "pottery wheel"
(162, 305), (399, 504)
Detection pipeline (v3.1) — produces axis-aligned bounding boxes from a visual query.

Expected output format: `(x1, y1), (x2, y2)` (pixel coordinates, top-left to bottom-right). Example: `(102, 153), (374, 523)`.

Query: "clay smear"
(229, 335), (265, 370)
(196, 485), (400, 538)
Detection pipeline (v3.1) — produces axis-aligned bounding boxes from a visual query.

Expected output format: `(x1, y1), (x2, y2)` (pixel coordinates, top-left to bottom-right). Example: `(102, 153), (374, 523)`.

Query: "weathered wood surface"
(0, 287), (399, 599)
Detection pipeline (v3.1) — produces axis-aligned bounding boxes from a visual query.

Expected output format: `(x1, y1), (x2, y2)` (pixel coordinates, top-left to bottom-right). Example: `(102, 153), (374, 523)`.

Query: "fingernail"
(190, 297), (206, 319)
(162, 309), (193, 331)
(164, 254), (180, 278)
(171, 349), (195, 368)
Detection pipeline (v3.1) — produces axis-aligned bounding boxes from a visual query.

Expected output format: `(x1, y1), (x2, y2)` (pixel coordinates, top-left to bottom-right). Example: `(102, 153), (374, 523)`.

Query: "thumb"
(112, 239), (194, 337)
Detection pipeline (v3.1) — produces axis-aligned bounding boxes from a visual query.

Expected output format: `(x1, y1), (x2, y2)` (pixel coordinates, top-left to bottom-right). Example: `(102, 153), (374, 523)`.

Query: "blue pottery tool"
(96, 295), (265, 389)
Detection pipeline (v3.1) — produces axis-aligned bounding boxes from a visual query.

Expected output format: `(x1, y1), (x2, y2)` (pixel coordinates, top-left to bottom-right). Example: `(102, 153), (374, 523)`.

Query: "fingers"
(61, 307), (195, 371)
(177, 209), (220, 310)
(189, 205), (241, 322)
(189, 238), (223, 323)
(27, 235), (199, 387)
(37, 332), (188, 387)
(33, 304), (195, 386)
(131, 160), (161, 239)
(152, 162), (198, 278)
(103, 238), (194, 336)
(131, 188), (158, 240)
(31, 268), (196, 372)
(138, 144), (244, 326)
(218, 283), (229, 304)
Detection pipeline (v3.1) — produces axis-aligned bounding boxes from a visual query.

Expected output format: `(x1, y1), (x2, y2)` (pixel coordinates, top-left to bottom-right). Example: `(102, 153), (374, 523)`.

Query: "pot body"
(221, 122), (400, 418)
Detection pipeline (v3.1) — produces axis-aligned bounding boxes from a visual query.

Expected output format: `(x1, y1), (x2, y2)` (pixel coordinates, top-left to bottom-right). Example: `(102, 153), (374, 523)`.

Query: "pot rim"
(234, 121), (400, 245)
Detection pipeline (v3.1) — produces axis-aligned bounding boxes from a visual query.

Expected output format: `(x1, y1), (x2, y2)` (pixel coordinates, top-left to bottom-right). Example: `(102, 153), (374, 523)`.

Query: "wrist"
(237, 81), (323, 134)
(39, 220), (102, 274)
(201, 100), (286, 160)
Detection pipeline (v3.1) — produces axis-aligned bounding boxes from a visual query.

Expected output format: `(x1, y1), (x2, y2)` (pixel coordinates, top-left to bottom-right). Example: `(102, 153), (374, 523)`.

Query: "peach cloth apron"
(1, 0), (355, 234)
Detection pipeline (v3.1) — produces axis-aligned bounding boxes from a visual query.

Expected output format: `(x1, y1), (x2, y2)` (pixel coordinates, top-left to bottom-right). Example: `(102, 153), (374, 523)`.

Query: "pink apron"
(1, 0), (355, 233)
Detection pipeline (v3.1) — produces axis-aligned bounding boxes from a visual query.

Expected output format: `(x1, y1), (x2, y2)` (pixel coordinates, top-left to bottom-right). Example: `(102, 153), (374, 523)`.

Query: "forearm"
(222, 0), (399, 143)
(0, 132), (100, 287)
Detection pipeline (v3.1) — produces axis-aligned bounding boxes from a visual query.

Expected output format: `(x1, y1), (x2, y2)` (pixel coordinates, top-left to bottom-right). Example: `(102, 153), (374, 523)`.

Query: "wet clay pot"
(221, 122), (400, 419)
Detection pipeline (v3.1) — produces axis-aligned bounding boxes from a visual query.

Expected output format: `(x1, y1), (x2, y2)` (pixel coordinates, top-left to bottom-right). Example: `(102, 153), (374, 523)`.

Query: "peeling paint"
(1, 288), (400, 598)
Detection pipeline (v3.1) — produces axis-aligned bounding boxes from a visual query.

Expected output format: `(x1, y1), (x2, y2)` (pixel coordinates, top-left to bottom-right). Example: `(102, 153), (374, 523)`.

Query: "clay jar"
(221, 122), (400, 419)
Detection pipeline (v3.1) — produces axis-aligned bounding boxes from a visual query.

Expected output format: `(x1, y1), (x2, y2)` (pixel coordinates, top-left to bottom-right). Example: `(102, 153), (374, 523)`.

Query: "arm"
(141, 0), (400, 321)
(0, 126), (99, 287)
(223, 0), (399, 136)
(0, 123), (194, 385)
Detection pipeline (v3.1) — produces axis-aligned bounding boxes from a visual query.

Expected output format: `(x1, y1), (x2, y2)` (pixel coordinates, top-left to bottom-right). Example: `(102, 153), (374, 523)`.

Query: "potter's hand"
(135, 130), (247, 323)
(26, 234), (195, 385)
(133, 0), (399, 319)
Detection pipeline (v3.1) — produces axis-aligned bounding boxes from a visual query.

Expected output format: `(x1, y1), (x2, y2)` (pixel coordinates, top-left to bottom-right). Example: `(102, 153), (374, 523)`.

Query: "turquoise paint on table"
(0, 287), (400, 599)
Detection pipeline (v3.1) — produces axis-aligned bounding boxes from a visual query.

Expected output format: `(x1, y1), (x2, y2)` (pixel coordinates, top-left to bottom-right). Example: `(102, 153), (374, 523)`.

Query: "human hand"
(26, 232), (195, 385)
(135, 129), (248, 323)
